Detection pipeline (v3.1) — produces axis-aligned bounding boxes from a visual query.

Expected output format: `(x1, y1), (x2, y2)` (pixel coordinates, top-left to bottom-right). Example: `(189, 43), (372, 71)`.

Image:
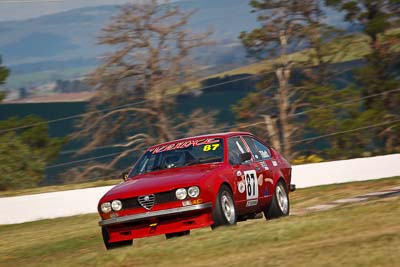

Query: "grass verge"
(0, 177), (399, 266)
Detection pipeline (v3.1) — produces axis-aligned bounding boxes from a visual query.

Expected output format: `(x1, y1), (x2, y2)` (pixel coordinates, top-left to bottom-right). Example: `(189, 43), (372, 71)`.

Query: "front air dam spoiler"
(99, 202), (212, 227)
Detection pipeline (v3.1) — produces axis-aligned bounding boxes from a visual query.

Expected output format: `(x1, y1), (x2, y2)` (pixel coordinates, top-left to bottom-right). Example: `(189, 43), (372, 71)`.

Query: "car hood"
(101, 163), (222, 201)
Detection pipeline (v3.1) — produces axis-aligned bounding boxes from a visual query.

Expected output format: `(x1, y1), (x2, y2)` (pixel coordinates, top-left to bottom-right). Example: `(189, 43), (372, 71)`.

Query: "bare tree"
(238, 0), (312, 158)
(73, 1), (220, 178)
(236, 0), (353, 159)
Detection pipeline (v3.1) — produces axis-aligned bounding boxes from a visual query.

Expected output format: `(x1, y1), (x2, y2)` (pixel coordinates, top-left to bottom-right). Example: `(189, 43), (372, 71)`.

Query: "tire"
(165, 230), (190, 239)
(102, 227), (133, 250)
(212, 184), (237, 228)
(264, 180), (290, 220)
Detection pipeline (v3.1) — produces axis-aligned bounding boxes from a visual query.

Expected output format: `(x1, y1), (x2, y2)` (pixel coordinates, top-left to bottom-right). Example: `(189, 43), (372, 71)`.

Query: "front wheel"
(264, 180), (290, 220)
(102, 227), (133, 250)
(212, 185), (237, 228)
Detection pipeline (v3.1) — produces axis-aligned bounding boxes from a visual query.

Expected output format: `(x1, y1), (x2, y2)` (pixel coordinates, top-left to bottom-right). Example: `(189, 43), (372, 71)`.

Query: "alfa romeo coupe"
(98, 132), (294, 249)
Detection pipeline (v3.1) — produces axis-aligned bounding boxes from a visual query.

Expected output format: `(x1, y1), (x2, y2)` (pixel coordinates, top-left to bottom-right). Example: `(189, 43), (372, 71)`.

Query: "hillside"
(0, 0), (256, 89)
(0, 0), (352, 90)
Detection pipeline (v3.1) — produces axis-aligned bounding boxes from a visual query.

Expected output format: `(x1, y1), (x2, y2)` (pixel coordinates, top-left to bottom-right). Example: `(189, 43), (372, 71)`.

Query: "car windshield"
(129, 138), (224, 177)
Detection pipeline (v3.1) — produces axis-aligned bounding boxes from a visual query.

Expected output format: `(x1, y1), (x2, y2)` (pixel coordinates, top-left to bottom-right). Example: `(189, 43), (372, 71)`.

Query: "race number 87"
(244, 170), (258, 200)
(203, 144), (220, 151)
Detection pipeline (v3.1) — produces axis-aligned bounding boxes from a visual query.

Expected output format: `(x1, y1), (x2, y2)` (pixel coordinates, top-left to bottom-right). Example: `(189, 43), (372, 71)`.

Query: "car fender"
(207, 174), (234, 208)
(272, 170), (285, 187)
(273, 168), (293, 194)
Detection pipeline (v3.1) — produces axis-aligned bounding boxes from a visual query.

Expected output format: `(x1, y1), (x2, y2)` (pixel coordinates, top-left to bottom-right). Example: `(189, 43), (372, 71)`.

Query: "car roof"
(148, 131), (253, 149)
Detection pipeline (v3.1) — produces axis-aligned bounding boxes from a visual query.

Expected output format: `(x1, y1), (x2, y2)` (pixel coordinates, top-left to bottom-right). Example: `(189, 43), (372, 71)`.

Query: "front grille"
(121, 198), (141, 210)
(121, 190), (176, 211)
(138, 194), (155, 210)
(155, 191), (176, 204)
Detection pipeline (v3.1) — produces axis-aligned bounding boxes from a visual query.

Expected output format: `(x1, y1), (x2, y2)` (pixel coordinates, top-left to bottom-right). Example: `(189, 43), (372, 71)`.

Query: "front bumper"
(99, 202), (212, 227)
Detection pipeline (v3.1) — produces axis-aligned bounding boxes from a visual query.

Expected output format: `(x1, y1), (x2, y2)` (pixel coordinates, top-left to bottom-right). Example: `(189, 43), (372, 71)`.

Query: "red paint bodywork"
(98, 132), (292, 243)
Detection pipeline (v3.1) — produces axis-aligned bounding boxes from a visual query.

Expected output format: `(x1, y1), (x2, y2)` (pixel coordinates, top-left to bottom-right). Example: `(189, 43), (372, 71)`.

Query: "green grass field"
(0, 177), (399, 267)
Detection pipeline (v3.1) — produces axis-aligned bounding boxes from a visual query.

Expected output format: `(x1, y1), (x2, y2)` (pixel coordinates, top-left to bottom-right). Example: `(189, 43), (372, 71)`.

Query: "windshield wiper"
(185, 159), (201, 166)
(148, 165), (164, 172)
(185, 157), (222, 166)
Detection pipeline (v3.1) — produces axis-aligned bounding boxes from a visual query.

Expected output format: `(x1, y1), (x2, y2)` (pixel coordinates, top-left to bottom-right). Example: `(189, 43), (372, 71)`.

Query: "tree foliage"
(236, 0), (349, 158)
(235, 0), (400, 159)
(327, 0), (400, 153)
(0, 132), (45, 190)
(0, 55), (9, 101)
(0, 116), (66, 190)
(325, 0), (399, 42)
(74, 0), (222, 178)
(237, 0), (306, 158)
(0, 55), (8, 85)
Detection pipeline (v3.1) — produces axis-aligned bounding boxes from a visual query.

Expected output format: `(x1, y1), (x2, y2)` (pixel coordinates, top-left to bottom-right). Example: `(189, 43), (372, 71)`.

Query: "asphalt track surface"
(294, 185), (400, 215)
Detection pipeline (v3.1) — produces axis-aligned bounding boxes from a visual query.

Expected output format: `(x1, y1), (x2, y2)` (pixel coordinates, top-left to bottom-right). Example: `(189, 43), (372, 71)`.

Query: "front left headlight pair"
(100, 200), (122, 213)
(176, 186), (200, 200)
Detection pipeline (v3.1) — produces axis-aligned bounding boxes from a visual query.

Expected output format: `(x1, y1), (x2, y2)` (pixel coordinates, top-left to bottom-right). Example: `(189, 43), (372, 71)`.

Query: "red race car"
(98, 132), (294, 249)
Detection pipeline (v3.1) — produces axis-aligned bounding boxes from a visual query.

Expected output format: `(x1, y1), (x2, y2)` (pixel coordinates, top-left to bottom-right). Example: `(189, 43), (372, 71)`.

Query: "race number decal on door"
(244, 170), (258, 200)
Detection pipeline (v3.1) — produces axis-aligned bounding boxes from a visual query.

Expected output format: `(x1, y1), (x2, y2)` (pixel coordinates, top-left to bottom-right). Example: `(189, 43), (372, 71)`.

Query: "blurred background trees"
(0, 56), (65, 190)
(236, 0), (305, 158)
(0, 56), (9, 102)
(234, 0), (400, 161)
(73, 0), (222, 179)
(326, 0), (400, 153)
(0, 116), (66, 190)
(235, 0), (351, 159)
(1, 0), (399, 188)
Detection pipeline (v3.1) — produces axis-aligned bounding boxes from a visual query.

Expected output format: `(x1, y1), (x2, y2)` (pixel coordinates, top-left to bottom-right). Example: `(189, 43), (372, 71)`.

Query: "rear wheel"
(264, 180), (290, 220)
(212, 185), (236, 228)
(165, 230), (190, 239)
(102, 227), (133, 250)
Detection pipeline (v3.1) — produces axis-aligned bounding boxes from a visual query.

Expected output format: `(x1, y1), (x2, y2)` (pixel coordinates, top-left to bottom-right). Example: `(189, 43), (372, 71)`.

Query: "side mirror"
(122, 172), (129, 181)
(240, 152), (252, 163)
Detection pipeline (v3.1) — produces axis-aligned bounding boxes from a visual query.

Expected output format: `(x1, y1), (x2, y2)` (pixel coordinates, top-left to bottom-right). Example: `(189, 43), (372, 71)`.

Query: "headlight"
(188, 186), (200, 198)
(100, 202), (111, 213)
(111, 200), (122, 211)
(175, 188), (187, 200)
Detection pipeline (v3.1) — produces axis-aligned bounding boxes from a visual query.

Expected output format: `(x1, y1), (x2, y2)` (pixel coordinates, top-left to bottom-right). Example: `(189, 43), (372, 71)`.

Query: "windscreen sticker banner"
(148, 138), (220, 154)
(244, 170), (258, 200)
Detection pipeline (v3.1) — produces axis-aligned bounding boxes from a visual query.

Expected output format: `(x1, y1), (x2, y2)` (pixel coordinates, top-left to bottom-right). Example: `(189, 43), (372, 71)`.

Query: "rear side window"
(227, 137), (246, 165)
(243, 136), (271, 160)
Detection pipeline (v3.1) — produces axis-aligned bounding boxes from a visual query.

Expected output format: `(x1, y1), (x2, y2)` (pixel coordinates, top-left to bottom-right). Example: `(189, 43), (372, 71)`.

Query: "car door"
(227, 136), (258, 214)
(242, 136), (276, 208)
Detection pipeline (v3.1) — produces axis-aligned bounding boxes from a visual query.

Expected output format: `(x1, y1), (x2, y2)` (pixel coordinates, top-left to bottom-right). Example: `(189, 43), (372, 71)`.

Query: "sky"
(0, 0), (178, 21)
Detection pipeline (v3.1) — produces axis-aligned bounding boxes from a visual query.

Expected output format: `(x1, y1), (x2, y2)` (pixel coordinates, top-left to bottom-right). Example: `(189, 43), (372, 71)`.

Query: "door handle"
(255, 167), (261, 171)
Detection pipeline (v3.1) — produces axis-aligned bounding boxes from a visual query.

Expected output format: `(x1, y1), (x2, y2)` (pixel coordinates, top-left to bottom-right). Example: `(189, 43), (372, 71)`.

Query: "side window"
(227, 137), (246, 165)
(253, 139), (272, 159)
(243, 136), (271, 160)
